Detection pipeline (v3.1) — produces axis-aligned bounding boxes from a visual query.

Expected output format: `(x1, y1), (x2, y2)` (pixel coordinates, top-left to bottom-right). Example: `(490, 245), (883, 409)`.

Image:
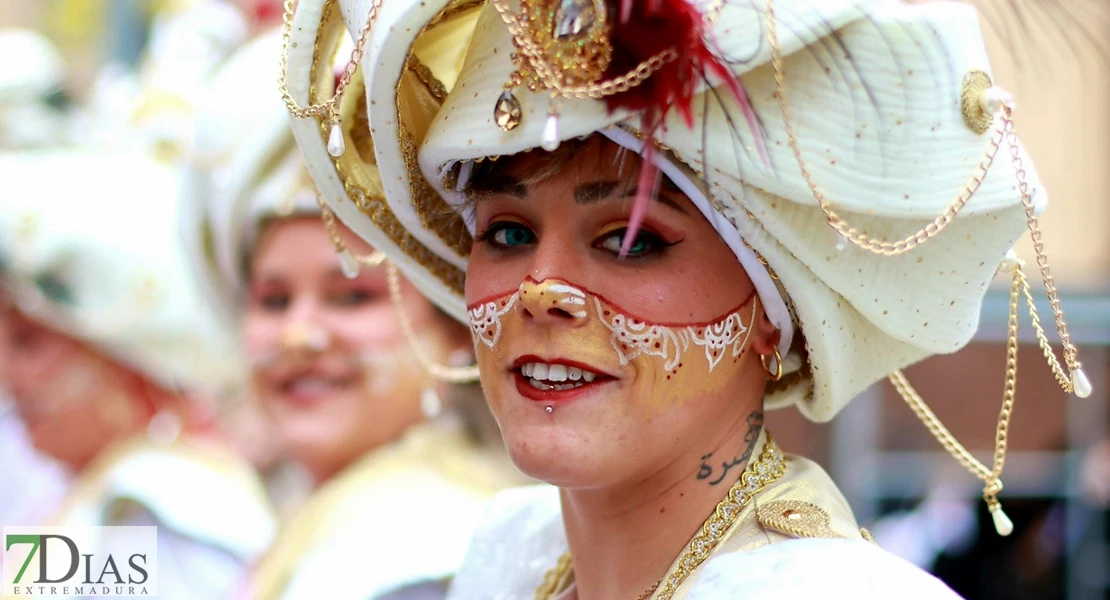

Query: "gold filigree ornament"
(493, 0), (611, 135)
(960, 70), (1001, 136)
(490, 0), (675, 149)
(756, 500), (845, 540)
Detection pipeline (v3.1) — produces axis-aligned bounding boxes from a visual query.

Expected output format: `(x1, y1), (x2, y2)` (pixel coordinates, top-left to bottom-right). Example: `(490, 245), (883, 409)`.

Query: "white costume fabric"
(0, 29), (71, 149)
(447, 432), (961, 600)
(246, 422), (512, 600)
(51, 439), (277, 600)
(683, 539), (961, 600)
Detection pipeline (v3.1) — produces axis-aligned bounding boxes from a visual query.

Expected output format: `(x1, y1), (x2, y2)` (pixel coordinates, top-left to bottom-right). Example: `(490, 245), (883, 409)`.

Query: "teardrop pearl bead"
(421, 388), (442, 419)
(990, 504), (1014, 536)
(541, 113), (560, 152)
(327, 123), (346, 157)
(1072, 367), (1092, 398)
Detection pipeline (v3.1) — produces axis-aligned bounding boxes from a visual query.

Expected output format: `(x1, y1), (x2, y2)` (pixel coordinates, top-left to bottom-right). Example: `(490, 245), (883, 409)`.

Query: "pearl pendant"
(979, 86), (1013, 115)
(327, 123), (346, 157)
(1072, 367), (1092, 398)
(421, 387), (442, 419)
(338, 250), (360, 279)
(989, 504), (1014, 536)
(541, 113), (560, 151)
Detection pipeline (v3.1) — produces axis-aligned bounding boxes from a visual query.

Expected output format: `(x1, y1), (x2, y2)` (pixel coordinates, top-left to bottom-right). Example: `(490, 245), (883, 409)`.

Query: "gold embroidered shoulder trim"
(860, 527), (877, 544)
(756, 500), (847, 540)
(654, 433), (786, 599)
(534, 434), (787, 600)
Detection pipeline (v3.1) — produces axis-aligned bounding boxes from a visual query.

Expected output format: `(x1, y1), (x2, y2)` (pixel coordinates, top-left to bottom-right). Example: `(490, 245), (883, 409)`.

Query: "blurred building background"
(1, 1), (1107, 599)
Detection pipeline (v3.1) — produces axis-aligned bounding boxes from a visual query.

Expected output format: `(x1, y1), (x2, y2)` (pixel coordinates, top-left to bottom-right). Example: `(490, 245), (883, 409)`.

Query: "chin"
(499, 419), (615, 489)
(276, 414), (345, 461)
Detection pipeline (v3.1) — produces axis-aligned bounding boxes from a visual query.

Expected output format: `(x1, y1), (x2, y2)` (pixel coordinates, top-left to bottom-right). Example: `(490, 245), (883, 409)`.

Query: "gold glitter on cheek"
(624, 337), (748, 416)
(474, 344), (508, 415)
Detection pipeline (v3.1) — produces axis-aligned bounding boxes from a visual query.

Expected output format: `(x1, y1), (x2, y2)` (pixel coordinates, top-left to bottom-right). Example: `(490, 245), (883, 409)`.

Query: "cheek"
(330, 305), (406, 352)
(465, 252), (523, 306)
(242, 312), (282, 356)
(475, 349), (505, 413)
(600, 263), (749, 323)
(26, 340), (74, 376)
(11, 342), (78, 397)
(628, 352), (748, 413)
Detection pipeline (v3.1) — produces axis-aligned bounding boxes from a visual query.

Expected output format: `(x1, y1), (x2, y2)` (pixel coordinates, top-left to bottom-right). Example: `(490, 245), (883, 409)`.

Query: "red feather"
(606, 0), (767, 256)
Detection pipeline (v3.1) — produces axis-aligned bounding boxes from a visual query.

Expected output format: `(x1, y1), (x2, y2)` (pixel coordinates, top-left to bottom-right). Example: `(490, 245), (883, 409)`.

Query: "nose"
(517, 279), (590, 327)
(279, 299), (332, 353)
(279, 323), (331, 352)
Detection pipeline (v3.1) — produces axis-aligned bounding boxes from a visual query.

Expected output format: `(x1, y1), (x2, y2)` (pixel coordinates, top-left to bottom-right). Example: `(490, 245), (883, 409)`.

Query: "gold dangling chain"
(317, 195), (478, 384)
(765, 0), (1007, 256)
(888, 258), (1026, 536)
(762, 0), (1089, 538)
(385, 261), (480, 384)
(279, 0), (382, 148)
(316, 193), (386, 269)
(1004, 107), (1086, 394)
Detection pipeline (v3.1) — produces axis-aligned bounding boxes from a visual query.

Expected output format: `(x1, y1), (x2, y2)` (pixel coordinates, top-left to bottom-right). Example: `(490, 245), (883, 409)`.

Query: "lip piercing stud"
(545, 405), (554, 414)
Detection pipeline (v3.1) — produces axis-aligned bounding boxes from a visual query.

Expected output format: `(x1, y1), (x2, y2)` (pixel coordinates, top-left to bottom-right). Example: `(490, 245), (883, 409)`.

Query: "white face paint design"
(468, 278), (756, 374)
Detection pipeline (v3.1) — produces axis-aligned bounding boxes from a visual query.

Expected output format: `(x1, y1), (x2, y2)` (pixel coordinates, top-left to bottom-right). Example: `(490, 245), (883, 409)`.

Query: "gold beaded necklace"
(534, 434), (785, 600)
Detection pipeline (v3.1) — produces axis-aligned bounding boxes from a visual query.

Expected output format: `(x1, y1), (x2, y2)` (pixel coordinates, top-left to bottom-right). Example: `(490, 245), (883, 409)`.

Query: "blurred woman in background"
(0, 149), (276, 599)
(183, 32), (520, 600)
(0, 27), (73, 528)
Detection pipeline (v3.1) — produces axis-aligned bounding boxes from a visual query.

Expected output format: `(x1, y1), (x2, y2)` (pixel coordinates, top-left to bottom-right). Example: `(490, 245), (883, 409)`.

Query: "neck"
(559, 407), (765, 600)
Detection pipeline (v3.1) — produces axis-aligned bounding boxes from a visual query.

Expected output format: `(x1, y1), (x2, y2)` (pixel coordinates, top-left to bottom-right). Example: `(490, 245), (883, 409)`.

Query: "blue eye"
(480, 221), (536, 249)
(596, 228), (662, 257)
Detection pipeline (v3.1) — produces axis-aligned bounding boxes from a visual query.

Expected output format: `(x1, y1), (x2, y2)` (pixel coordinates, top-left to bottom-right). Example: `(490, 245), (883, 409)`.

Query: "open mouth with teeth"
(516, 360), (607, 393)
(275, 371), (359, 405)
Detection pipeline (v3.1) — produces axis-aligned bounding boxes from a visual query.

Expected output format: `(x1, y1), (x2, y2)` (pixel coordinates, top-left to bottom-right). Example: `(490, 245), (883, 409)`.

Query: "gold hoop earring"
(761, 347), (783, 382)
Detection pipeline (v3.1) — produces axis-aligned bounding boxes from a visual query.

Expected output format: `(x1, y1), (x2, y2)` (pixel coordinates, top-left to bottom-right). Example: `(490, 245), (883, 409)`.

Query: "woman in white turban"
(282, 0), (1092, 597)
